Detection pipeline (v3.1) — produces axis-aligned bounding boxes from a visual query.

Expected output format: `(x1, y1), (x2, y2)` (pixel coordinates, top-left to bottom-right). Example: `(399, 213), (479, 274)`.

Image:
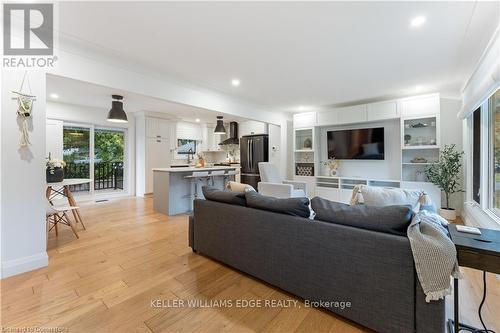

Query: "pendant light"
(214, 116), (226, 134)
(107, 95), (128, 123)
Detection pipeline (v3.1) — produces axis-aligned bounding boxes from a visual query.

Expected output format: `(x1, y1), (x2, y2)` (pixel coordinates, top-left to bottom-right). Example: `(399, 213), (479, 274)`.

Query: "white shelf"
(402, 162), (433, 166)
(294, 149), (315, 153)
(402, 145), (439, 150)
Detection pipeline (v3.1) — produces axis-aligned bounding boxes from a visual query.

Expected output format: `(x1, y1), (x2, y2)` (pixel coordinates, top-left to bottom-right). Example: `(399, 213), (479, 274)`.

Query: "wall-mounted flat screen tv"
(327, 127), (384, 160)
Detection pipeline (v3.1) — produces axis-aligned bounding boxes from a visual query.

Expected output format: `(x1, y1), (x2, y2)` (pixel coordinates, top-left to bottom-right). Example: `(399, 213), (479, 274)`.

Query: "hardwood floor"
(1, 197), (498, 332)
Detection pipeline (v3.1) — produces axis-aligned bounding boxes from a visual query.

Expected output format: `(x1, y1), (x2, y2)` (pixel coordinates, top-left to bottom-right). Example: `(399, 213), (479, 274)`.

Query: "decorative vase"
(46, 167), (64, 183)
(330, 169), (337, 176)
(303, 138), (312, 149)
(439, 208), (457, 221)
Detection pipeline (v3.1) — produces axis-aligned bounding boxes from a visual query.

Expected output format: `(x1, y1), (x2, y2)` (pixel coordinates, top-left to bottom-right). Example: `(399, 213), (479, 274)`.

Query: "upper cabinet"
(367, 101), (399, 121)
(146, 117), (171, 139)
(239, 121), (268, 136)
(293, 93), (440, 128)
(399, 94), (440, 117)
(293, 112), (317, 128)
(337, 105), (367, 124)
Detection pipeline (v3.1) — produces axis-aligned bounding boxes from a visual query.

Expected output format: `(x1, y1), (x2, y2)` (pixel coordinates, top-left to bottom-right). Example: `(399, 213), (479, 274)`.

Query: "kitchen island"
(153, 166), (239, 216)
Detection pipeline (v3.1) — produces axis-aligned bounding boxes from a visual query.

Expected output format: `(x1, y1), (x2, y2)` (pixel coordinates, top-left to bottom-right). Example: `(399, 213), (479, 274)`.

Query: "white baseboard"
(1, 252), (48, 279)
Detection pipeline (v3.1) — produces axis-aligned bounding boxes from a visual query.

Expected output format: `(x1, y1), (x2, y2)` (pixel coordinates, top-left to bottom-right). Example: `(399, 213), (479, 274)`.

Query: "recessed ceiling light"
(415, 85), (423, 91)
(195, 118), (200, 123)
(49, 93), (59, 99)
(231, 79), (240, 86)
(410, 16), (426, 28)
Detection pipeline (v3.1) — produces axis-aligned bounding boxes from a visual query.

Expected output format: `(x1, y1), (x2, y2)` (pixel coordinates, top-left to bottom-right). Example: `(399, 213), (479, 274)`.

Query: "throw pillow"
(202, 186), (246, 206)
(245, 191), (310, 218)
(311, 196), (413, 236)
(227, 181), (256, 193)
(352, 185), (427, 212)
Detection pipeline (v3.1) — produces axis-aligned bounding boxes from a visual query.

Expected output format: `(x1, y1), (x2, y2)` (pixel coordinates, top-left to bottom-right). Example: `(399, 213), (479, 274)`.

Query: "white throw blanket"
(407, 210), (463, 302)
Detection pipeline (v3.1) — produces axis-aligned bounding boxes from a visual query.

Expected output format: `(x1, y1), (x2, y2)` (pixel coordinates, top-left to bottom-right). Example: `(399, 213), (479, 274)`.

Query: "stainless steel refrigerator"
(240, 134), (269, 189)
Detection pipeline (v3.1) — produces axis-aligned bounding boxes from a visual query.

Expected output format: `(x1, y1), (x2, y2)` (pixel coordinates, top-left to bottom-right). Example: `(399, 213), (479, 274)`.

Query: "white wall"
(1, 71), (48, 278)
(46, 101), (136, 196)
(440, 97), (464, 214)
(317, 119), (401, 180)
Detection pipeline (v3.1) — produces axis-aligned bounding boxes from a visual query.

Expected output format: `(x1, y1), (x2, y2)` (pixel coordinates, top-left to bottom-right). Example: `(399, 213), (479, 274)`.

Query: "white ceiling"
(57, 2), (499, 112)
(46, 74), (248, 124)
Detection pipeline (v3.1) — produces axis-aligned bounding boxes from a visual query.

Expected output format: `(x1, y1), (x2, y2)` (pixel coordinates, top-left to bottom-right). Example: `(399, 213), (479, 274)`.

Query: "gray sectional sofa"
(189, 197), (445, 333)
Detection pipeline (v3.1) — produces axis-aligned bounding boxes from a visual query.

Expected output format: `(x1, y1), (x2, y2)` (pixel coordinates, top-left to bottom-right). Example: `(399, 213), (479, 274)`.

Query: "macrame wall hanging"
(11, 71), (36, 147)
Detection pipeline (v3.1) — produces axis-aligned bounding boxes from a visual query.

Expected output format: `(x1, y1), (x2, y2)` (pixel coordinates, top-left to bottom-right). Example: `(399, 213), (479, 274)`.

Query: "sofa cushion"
(202, 186), (246, 206)
(245, 191), (310, 218)
(311, 196), (413, 236)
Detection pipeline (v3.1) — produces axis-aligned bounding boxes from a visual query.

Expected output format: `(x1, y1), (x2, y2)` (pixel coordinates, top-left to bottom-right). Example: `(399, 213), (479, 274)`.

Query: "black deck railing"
(64, 161), (124, 192)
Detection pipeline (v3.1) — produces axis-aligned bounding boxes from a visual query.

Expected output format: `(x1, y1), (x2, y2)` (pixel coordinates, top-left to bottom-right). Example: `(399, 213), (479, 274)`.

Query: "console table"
(447, 224), (500, 333)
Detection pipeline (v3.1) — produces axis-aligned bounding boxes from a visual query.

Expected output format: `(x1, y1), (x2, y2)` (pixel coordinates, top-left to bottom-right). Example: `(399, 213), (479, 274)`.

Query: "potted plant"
(322, 157), (340, 176)
(46, 155), (66, 183)
(425, 144), (463, 220)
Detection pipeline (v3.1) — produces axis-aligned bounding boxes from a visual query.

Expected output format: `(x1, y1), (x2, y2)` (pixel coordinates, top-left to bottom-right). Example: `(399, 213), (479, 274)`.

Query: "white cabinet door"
(339, 189), (353, 204)
(317, 110), (338, 126)
(46, 119), (63, 160)
(146, 117), (158, 138)
(146, 117), (170, 139)
(367, 101), (399, 121)
(400, 94), (440, 117)
(316, 187), (340, 202)
(239, 121), (268, 136)
(293, 112), (317, 128)
(158, 119), (171, 139)
(337, 105), (367, 124)
(146, 137), (170, 193)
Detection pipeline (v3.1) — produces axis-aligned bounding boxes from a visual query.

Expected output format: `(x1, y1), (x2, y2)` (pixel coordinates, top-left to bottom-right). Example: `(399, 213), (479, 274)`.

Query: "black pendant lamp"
(214, 116), (226, 134)
(107, 95), (128, 123)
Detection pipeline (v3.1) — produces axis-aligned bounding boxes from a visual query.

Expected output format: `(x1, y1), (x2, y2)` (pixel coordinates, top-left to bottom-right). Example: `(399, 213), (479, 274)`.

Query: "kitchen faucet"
(186, 148), (194, 164)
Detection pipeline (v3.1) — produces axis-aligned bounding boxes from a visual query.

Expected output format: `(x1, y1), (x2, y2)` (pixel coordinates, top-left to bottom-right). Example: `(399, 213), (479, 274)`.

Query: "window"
(177, 139), (197, 154)
(490, 90), (500, 213)
(472, 107), (481, 203)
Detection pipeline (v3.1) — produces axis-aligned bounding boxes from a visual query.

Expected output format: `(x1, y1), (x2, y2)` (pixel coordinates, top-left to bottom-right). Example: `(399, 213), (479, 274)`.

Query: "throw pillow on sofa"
(245, 191), (310, 218)
(311, 196), (413, 236)
(227, 181), (256, 193)
(202, 186), (247, 206)
(350, 185), (430, 212)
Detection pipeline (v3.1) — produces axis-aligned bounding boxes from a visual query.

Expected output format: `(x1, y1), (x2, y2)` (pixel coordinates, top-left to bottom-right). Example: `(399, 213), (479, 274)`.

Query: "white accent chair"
(258, 162), (308, 198)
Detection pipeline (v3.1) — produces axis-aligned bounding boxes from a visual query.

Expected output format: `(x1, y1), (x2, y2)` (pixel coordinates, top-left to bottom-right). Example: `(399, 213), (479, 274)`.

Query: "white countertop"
(152, 166), (239, 173)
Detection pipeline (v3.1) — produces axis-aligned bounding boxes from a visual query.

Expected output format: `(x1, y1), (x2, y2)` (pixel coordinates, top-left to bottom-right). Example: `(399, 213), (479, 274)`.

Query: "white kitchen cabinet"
(337, 105), (368, 124)
(399, 94), (440, 117)
(367, 101), (399, 121)
(293, 112), (317, 128)
(146, 117), (171, 138)
(146, 137), (171, 193)
(239, 121), (268, 136)
(317, 110), (339, 126)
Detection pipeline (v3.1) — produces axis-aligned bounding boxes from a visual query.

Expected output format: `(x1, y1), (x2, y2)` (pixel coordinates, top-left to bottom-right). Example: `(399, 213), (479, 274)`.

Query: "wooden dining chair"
(46, 201), (80, 239)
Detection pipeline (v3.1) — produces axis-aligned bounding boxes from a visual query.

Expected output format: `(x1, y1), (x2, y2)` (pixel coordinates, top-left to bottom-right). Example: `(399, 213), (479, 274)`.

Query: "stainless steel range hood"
(219, 122), (239, 145)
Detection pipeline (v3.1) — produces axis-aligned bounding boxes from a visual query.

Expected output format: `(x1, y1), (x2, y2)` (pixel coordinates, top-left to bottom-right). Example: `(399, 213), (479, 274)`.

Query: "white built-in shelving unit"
(292, 93), (442, 205)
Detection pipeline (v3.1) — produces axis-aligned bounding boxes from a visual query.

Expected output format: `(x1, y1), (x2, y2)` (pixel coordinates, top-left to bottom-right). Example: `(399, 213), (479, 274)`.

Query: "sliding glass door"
(94, 128), (125, 193)
(63, 125), (91, 194)
(62, 124), (126, 197)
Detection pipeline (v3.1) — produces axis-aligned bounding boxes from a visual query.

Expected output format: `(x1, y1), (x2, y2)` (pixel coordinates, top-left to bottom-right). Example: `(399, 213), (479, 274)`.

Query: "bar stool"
(185, 171), (210, 199)
(210, 170), (226, 187)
